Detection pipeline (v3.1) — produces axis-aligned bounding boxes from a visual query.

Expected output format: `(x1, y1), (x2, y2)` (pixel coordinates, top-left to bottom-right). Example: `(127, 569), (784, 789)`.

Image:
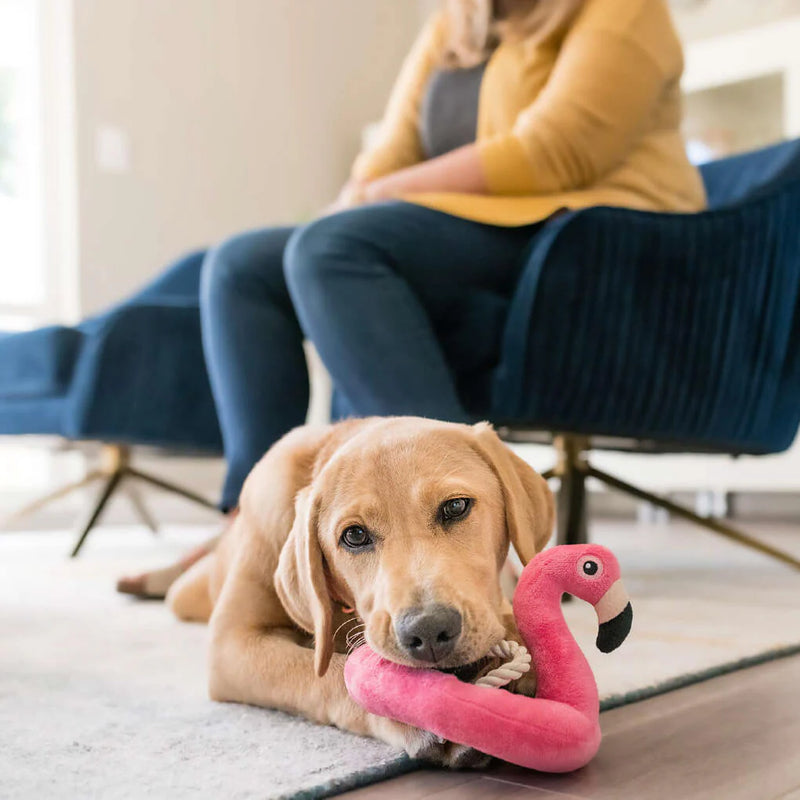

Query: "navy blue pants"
(200, 201), (540, 508)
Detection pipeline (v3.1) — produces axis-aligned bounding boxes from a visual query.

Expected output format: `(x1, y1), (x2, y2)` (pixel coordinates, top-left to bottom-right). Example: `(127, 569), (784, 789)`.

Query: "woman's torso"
(420, 61), (486, 159)
(406, 0), (706, 226)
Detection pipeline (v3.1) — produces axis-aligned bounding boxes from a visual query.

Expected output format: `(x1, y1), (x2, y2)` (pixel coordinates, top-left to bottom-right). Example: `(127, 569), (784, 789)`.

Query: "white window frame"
(0, 0), (78, 329)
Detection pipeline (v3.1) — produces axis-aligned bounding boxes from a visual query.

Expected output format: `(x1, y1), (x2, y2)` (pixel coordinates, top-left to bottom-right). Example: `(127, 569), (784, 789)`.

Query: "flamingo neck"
(515, 572), (599, 716)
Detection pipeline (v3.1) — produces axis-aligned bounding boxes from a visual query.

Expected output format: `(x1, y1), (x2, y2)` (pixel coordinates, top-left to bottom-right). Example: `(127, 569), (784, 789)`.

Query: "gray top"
(419, 62), (487, 159)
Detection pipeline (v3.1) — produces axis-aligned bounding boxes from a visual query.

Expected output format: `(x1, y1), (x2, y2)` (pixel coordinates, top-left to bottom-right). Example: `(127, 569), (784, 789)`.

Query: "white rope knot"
(474, 639), (531, 689)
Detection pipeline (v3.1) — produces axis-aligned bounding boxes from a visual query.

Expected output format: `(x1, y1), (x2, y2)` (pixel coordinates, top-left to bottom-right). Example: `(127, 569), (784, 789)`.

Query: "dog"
(167, 417), (553, 766)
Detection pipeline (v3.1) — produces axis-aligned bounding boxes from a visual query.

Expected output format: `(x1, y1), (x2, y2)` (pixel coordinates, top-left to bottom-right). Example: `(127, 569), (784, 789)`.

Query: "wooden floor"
(340, 653), (800, 800)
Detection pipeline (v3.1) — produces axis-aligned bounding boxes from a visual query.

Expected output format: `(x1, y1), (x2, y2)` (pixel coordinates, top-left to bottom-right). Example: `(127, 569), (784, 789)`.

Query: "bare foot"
(116, 510), (236, 598)
(116, 561), (197, 599)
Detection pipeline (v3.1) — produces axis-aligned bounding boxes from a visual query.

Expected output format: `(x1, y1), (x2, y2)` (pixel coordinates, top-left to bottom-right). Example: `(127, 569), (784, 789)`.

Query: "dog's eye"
(440, 497), (472, 522)
(340, 525), (373, 551)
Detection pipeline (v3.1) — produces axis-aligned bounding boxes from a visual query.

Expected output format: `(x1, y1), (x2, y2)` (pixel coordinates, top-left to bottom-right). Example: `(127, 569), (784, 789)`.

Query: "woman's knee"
(201, 228), (292, 306)
(284, 217), (333, 294)
(283, 211), (378, 296)
(201, 234), (261, 302)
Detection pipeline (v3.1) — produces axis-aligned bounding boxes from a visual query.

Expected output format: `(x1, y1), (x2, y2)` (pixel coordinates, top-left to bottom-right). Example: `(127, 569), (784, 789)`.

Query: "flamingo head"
(514, 544), (633, 653)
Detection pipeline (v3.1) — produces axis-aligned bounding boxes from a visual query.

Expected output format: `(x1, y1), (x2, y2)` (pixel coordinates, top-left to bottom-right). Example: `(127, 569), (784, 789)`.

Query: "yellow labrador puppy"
(167, 417), (553, 765)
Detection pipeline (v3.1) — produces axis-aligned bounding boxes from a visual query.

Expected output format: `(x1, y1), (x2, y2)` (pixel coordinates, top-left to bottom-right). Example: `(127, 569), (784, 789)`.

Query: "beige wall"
(0, 0), (435, 508)
(71, 0), (423, 314)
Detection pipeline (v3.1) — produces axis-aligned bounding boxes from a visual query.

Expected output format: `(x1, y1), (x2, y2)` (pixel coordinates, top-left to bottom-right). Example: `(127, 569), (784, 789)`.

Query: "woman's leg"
(284, 202), (538, 420)
(201, 226), (309, 509)
(119, 229), (306, 597)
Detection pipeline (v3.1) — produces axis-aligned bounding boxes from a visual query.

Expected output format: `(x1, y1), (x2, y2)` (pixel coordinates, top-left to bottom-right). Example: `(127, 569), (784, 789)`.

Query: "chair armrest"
(128, 250), (206, 304)
(495, 182), (800, 452)
(65, 301), (222, 451)
(0, 326), (84, 400)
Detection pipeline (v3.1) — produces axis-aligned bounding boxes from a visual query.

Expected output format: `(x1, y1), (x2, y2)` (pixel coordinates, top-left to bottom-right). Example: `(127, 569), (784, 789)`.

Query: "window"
(0, 0), (44, 330)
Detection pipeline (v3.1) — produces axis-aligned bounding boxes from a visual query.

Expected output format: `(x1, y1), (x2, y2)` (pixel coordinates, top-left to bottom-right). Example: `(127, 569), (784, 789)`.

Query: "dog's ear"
(471, 422), (554, 564)
(274, 487), (334, 677)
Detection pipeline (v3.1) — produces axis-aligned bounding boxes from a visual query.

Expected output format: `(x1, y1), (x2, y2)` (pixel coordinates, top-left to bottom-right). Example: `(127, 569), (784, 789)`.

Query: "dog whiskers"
(346, 633), (367, 654)
(345, 628), (366, 648)
(333, 616), (362, 643)
(345, 624), (367, 654)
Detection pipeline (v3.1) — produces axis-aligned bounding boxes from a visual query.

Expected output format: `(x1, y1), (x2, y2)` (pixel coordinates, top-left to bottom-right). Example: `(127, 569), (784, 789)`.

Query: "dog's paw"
(403, 728), (445, 761)
(443, 742), (492, 770)
(407, 736), (491, 770)
(371, 716), (442, 760)
(409, 733), (448, 763)
(373, 717), (491, 768)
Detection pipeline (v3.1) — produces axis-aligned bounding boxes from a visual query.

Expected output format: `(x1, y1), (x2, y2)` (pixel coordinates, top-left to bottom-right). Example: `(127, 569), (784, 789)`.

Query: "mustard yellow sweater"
(352, 0), (706, 227)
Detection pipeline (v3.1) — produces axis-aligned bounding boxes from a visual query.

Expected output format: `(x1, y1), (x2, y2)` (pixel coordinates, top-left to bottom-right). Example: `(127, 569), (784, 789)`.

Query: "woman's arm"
(348, 0), (681, 205)
(361, 143), (487, 202)
(326, 145), (485, 213)
(477, 3), (682, 196)
(356, 2), (680, 202)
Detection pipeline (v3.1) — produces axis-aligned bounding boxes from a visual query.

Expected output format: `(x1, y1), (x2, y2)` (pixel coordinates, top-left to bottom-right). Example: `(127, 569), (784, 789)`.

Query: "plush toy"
(344, 544), (633, 773)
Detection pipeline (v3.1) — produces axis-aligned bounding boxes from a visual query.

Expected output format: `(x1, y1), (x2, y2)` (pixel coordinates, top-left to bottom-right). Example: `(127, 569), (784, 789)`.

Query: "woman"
(119, 0), (705, 596)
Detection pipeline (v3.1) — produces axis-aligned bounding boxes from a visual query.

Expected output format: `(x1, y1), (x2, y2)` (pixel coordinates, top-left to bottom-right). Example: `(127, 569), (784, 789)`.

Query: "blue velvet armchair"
(0, 251), (222, 555)
(490, 138), (800, 569)
(3, 139), (799, 566)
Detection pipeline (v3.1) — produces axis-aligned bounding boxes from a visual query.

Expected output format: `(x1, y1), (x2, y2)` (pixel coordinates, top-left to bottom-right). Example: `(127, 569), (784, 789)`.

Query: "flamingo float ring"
(344, 545), (633, 772)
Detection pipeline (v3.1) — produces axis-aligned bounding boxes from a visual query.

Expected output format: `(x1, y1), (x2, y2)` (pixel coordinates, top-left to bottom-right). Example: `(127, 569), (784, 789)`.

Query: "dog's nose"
(395, 604), (463, 663)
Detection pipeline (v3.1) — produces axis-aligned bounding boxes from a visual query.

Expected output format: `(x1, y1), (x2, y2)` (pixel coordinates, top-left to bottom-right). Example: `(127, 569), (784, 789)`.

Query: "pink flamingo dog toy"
(344, 544), (633, 772)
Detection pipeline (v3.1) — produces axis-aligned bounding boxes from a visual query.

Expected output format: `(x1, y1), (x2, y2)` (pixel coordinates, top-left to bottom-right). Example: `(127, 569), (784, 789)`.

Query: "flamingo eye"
(577, 556), (604, 579)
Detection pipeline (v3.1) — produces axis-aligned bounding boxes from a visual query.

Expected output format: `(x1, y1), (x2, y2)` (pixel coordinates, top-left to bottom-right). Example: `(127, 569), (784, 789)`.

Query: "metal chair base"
(544, 435), (800, 571)
(2, 444), (220, 557)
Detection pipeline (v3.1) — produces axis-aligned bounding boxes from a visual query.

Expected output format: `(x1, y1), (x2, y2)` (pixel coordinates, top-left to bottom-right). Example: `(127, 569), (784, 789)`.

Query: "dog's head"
(274, 418), (553, 676)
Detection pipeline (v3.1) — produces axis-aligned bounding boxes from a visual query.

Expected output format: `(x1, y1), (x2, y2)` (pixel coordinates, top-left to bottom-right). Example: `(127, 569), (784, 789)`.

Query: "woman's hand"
(362, 144), (488, 202)
(326, 144), (488, 217)
(323, 179), (369, 216)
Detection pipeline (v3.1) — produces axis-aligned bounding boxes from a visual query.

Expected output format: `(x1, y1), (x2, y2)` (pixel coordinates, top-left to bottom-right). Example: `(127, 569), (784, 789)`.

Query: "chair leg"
(70, 470), (123, 558)
(586, 464), (800, 571)
(126, 467), (218, 511)
(557, 467), (588, 547)
(553, 436), (589, 547)
(1, 470), (103, 529)
(3, 442), (217, 555)
(124, 483), (159, 535)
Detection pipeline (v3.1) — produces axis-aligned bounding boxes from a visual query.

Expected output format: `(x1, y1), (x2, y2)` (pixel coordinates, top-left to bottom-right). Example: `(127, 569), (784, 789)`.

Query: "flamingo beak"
(594, 580), (633, 653)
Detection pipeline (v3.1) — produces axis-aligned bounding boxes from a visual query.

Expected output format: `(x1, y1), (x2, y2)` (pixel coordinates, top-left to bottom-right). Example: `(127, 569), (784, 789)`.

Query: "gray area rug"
(2, 522), (799, 799)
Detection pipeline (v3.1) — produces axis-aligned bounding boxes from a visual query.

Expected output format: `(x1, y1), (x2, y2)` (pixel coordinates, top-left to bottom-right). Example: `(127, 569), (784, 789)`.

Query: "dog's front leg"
(207, 560), (442, 760)
(209, 624), (440, 756)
